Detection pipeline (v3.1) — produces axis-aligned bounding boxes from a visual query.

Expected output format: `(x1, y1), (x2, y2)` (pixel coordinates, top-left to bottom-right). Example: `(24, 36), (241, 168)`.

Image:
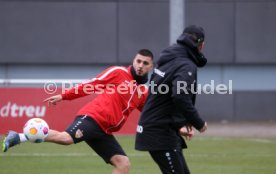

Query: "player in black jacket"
(135, 25), (208, 174)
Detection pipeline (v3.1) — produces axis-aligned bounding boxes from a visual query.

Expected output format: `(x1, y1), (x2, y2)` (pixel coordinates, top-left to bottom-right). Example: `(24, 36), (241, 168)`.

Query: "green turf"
(0, 136), (275, 174)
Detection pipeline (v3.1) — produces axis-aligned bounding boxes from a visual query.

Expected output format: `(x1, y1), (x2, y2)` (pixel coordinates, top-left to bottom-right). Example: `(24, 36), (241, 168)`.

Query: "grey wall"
(185, 0), (276, 121)
(118, 2), (169, 62)
(2, 0), (275, 64)
(236, 2), (276, 63)
(0, 1), (117, 63)
(0, 0), (169, 64)
(186, 0), (276, 64)
(197, 91), (276, 122)
(186, 0), (235, 63)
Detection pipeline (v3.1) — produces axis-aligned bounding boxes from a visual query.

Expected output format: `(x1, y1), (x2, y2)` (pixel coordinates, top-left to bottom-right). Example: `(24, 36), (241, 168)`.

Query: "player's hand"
(199, 122), (208, 133)
(179, 125), (194, 140)
(43, 95), (62, 106)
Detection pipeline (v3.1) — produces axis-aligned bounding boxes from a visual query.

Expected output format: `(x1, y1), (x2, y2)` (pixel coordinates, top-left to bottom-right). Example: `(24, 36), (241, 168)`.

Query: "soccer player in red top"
(3, 49), (154, 174)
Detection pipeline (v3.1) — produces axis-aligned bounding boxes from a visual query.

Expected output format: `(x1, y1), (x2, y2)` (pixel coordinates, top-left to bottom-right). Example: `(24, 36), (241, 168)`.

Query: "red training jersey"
(62, 66), (148, 134)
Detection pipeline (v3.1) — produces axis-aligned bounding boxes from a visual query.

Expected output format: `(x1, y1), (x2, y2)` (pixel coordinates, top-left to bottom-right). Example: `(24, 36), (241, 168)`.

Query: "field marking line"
(1, 152), (275, 158)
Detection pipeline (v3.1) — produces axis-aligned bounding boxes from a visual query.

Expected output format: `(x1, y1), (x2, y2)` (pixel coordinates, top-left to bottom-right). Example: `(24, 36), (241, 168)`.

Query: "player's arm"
(61, 66), (123, 100)
(171, 64), (207, 133)
(43, 94), (62, 106)
(43, 67), (122, 105)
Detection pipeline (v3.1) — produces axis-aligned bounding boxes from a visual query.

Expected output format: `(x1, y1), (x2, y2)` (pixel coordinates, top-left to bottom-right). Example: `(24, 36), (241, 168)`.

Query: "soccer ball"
(23, 118), (49, 143)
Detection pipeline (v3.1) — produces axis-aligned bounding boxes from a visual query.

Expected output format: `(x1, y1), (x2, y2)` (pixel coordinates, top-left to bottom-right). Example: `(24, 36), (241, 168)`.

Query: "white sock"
(19, 133), (28, 143)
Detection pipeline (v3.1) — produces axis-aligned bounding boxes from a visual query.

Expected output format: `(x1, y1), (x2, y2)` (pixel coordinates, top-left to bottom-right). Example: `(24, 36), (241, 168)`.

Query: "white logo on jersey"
(154, 68), (165, 77)
(75, 129), (83, 139)
(136, 125), (143, 133)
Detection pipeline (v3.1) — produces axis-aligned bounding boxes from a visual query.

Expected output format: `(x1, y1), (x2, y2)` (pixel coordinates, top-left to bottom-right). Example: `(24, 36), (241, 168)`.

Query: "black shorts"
(65, 115), (126, 163)
(149, 149), (190, 174)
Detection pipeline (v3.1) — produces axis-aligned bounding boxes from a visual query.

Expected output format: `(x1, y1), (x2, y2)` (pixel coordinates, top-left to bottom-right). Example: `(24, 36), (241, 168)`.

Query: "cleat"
(2, 137), (6, 152)
(2, 131), (20, 152)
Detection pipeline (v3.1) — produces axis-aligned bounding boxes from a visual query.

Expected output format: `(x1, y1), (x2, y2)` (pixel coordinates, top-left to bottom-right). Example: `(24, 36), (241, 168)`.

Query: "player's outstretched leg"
(2, 131), (21, 152)
(45, 130), (74, 145)
(2, 129), (73, 152)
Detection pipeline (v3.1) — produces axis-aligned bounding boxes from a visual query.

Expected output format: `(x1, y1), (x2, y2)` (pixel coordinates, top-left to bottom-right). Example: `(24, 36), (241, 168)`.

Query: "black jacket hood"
(157, 33), (207, 68)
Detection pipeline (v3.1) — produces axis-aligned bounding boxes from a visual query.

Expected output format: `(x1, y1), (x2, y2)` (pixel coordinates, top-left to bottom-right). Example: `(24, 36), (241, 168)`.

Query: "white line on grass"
(1, 152), (275, 158)
(196, 137), (276, 143)
(0, 153), (147, 157)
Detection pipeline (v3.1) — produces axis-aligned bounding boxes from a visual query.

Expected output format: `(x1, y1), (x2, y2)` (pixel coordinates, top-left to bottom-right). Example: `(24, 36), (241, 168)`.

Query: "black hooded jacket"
(135, 34), (207, 151)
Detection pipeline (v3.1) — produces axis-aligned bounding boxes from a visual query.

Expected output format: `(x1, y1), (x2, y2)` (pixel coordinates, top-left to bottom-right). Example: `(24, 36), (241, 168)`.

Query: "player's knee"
(111, 155), (131, 171)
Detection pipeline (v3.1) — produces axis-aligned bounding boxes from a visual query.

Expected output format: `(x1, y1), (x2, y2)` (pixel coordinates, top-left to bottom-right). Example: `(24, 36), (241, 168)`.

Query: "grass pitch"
(1, 136), (275, 174)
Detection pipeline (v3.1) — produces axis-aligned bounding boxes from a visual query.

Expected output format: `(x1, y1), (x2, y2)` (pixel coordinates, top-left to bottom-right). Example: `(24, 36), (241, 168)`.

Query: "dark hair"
(138, 49), (154, 60)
